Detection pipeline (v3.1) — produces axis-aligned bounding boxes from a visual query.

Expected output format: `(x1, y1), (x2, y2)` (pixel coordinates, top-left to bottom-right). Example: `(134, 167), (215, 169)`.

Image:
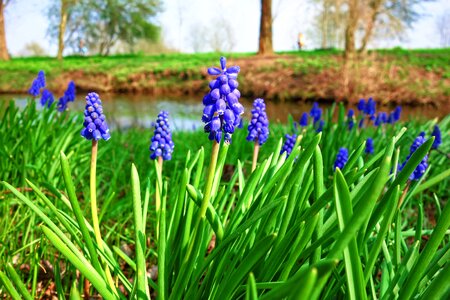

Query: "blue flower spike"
(300, 112), (308, 127)
(28, 70), (46, 97)
(431, 125), (441, 150)
(280, 133), (297, 157)
(80, 92), (111, 141)
(365, 138), (374, 154)
(334, 147), (349, 170)
(247, 98), (269, 145)
(57, 81), (77, 112)
(150, 111), (175, 161)
(40, 89), (54, 108)
(202, 56), (243, 144)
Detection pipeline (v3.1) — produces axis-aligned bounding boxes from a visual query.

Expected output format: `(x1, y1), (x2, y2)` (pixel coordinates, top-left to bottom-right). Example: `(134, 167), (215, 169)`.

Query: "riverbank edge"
(1, 50), (449, 108)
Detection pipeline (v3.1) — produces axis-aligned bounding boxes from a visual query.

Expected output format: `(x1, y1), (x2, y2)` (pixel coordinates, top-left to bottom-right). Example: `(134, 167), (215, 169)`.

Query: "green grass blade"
(41, 225), (118, 300)
(60, 152), (103, 275)
(399, 200), (450, 299)
(333, 169), (366, 300)
(0, 269), (22, 300)
(5, 263), (33, 300)
(131, 164), (150, 299)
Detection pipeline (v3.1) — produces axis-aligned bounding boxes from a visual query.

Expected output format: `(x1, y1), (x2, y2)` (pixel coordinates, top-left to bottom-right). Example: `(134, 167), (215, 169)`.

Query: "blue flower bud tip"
(81, 92), (111, 141)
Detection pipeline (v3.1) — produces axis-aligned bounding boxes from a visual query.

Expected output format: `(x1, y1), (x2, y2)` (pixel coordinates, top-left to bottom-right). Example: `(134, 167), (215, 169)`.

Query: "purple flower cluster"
(388, 106), (402, 123)
(334, 147), (349, 170)
(365, 138), (374, 154)
(364, 98), (376, 117)
(150, 111), (174, 160)
(247, 98), (269, 145)
(28, 70), (46, 97)
(399, 135), (428, 181)
(310, 102), (322, 124)
(40, 89), (54, 108)
(280, 133), (297, 157)
(374, 112), (387, 126)
(431, 125), (441, 149)
(80, 92), (111, 141)
(202, 57), (243, 144)
(299, 112), (308, 127)
(57, 81), (76, 112)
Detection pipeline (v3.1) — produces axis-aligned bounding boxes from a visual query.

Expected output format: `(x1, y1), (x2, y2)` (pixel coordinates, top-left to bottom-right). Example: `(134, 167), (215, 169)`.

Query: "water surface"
(0, 94), (446, 131)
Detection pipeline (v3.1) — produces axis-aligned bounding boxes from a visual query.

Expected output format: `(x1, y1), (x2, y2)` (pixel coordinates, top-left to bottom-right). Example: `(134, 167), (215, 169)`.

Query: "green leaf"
(131, 164), (150, 299)
(41, 226), (118, 300)
(333, 169), (366, 300)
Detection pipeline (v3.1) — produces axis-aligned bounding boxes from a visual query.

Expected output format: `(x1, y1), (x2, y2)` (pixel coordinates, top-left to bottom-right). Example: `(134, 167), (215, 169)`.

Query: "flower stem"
(200, 140), (220, 218)
(90, 140), (116, 293)
(252, 140), (259, 172)
(155, 156), (163, 240)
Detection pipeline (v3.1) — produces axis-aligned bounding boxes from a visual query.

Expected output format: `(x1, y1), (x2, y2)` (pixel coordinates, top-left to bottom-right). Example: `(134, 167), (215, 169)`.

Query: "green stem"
(90, 140), (116, 293)
(252, 140), (259, 172)
(200, 140), (220, 219)
(155, 156), (163, 240)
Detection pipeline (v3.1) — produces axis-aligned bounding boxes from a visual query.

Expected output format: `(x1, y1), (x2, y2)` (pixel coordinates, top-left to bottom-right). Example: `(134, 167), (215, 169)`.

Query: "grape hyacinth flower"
(334, 147), (349, 170)
(365, 138), (374, 154)
(393, 106), (402, 122)
(357, 99), (365, 112)
(347, 109), (355, 130)
(28, 70), (46, 97)
(247, 98), (269, 145)
(299, 112), (308, 127)
(150, 111), (175, 161)
(399, 135), (428, 181)
(202, 56), (243, 144)
(57, 81), (77, 112)
(247, 98), (269, 171)
(316, 120), (324, 133)
(310, 102), (322, 124)
(374, 112), (387, 126)
(431, 125), (441, 149)
(80, 92), (111, 141)
(40, 89), (54, 108)
(281, 133), (297, 157)
(64, 81), (76, 102)
(364, 97), (376, 117)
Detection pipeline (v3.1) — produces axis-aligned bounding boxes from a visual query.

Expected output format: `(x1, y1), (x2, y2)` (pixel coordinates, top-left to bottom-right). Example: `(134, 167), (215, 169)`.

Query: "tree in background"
(56, 0), (73, 60)
(258, 0), (274, 55)
(436, 11), (450, 47)
(48, 0), (161, 56)
(0, 0), (10, 61)
(312, 0), (428, 58)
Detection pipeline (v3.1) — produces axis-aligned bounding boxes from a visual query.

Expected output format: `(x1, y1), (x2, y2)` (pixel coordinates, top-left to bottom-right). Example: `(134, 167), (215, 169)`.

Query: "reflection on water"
(1, 94), (447, 131)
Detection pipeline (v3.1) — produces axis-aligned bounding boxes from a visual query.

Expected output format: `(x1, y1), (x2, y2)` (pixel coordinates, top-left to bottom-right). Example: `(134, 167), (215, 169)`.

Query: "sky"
(4, 0), (450, 56)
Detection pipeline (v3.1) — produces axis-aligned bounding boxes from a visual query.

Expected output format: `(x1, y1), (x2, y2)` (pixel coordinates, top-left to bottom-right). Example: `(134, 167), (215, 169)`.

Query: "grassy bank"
(1, 49), (449, 107)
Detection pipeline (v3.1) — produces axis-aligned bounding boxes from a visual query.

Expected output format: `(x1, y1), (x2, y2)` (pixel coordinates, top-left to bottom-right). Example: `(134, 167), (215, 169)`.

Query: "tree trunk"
(344, 0), (358, 60)
(359, 0), (383, 53)
(57, 0), (69, 60)
(258, 0), (273, 56)
(0, 1), (10, 61)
